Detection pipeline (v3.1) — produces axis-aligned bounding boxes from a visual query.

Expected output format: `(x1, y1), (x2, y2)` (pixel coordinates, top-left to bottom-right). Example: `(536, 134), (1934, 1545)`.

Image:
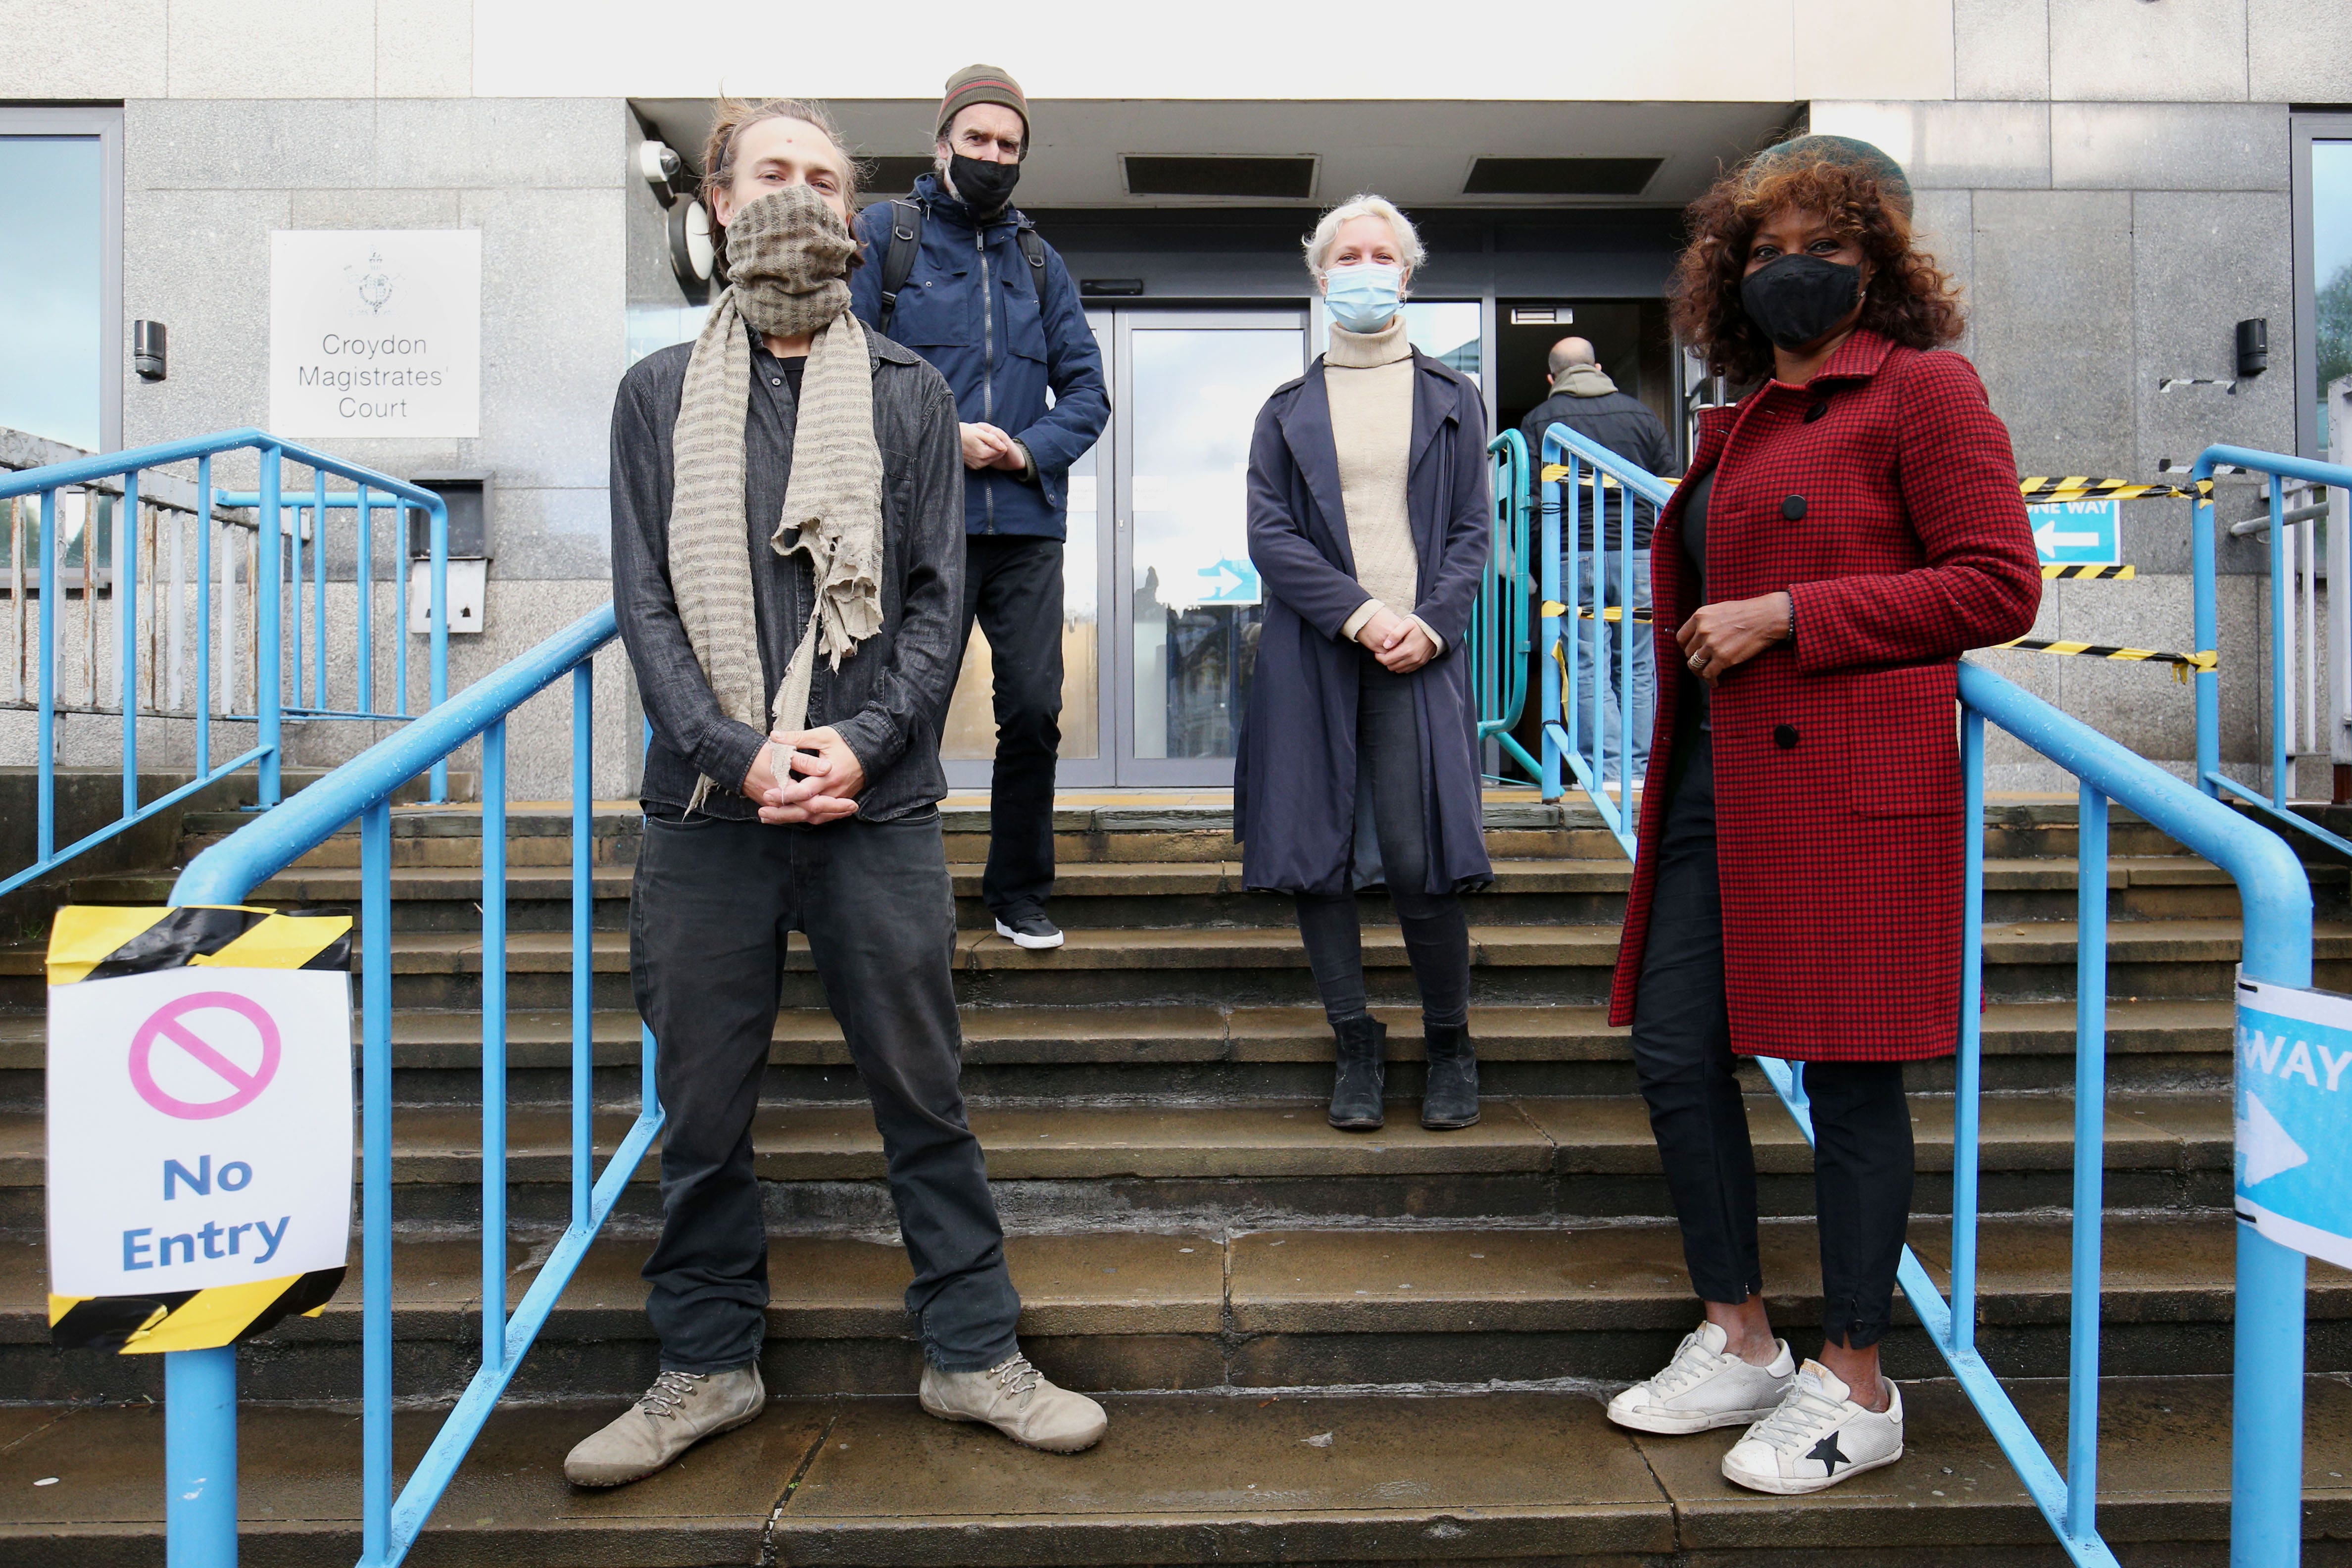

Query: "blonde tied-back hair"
(1303, 194), (1426, 285)
(698, 96), (861, 242)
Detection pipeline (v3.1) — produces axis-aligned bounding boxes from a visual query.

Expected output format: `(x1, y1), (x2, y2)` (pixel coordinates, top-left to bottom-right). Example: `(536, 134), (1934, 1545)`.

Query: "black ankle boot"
(1421, 1021), (1479, 1129)
(1328, 1014), (1386, 1131)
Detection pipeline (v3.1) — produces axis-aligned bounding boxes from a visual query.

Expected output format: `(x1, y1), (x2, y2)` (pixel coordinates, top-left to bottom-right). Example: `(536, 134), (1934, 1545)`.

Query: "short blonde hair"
(1303, 194), (1426, 283)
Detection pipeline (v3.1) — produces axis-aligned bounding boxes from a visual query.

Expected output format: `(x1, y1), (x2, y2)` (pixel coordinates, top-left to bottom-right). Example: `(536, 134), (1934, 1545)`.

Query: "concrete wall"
(111, 95), (638, 797)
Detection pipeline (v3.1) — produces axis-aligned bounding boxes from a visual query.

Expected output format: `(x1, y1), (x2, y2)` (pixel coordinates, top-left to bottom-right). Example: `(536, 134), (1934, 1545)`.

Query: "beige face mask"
(723, 183), (857, 341)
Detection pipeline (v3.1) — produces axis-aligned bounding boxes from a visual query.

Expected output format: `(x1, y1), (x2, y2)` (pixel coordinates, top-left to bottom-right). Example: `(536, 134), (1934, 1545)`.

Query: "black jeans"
(1630, 731), (1915, 1348)
(959, 535), (1064, 918)
(1295, 651), (1472, 1030)
(631, 810), (1021, 1373)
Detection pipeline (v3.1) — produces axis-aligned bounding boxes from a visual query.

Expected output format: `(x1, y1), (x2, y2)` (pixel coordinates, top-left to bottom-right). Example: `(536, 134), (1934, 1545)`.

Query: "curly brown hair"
(1667, 153), (1965, 385)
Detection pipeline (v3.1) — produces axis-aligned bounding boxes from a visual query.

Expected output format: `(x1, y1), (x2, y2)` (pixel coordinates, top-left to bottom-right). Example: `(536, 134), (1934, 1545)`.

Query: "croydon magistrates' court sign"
(269, 229), (481, 440)
(2234, 972), (2352, 1269)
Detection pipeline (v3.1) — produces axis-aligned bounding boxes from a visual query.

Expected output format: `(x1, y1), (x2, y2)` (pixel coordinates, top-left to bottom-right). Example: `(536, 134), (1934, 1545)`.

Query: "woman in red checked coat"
(1597, 138), (2041, 1497)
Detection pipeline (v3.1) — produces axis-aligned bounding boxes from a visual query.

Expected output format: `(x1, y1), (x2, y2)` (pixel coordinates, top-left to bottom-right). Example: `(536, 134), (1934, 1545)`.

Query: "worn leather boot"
(1328, 1013), (1387, 1131)
(1421, 1021), (1480, 1129)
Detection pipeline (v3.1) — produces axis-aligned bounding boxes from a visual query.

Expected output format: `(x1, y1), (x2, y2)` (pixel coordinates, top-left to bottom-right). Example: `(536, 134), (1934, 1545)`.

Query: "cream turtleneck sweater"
(1323, 315), (1440, 652)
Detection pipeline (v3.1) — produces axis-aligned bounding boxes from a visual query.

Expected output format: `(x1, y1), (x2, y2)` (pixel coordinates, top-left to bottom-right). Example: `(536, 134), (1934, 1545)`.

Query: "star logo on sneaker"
(1807, 1431), (1849, 1475)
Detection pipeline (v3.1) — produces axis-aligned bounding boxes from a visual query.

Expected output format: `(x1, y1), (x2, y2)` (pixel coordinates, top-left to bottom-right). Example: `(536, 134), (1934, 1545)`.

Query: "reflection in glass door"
(1116, 311), (1308, 783)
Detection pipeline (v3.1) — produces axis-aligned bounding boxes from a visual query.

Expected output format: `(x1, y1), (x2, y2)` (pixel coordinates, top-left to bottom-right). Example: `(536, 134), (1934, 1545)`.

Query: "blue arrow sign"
(1194, 557), (1262, 606)
(2234, 974), (2352, 1270)
(2027, 498), (2120, 565)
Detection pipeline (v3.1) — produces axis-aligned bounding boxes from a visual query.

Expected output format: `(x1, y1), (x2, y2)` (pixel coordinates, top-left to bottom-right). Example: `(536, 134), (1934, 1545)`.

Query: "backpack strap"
(877, 199), (926, 336)
(1016, 226), (1048, 297)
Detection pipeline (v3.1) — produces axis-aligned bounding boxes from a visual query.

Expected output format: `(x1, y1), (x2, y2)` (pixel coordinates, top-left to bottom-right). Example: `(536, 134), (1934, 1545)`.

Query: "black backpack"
(876, 198), (1048, 337)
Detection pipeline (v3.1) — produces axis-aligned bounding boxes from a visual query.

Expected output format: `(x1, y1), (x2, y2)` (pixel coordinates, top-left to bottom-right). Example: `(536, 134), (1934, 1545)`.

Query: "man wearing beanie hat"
(853, 65), (1109, 956)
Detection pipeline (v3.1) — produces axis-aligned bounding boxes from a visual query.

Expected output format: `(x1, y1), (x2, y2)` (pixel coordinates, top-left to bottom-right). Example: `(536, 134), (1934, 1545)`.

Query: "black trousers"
(1295, 650), (1472, 1030)
(1630, 731), (1915, 1349)
(959, 535), (1064, 918)
(631, 811), (1021, 1373)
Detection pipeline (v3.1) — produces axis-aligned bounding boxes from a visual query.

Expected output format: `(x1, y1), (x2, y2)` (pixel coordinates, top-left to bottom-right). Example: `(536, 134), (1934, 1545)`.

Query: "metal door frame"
(0, 106), (124, 453)
(1110, 305), (1308, 786)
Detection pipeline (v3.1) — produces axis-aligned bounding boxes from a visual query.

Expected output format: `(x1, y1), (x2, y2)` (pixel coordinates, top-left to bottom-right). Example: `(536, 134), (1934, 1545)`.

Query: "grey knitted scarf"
(669, 185), (883, 810)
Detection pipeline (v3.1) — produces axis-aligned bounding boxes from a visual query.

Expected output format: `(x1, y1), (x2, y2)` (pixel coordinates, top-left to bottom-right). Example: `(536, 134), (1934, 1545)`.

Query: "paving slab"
(773, 1391), (1674, 1565)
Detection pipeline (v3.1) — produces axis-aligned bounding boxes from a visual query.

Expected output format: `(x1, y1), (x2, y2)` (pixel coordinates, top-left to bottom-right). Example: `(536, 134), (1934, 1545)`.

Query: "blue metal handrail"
(1474, 430), (1538, 782)
(166, 602), (656, 1568)
(2189, 444), (2352, 860)
(0, 429), (452, 902)
(1868, 660), (2311, 1568)
(1538, 422), (1675, 855)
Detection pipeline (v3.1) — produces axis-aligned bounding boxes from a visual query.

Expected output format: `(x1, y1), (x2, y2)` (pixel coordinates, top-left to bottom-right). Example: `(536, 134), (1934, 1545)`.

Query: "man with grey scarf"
(571, 99), (1107, 1488)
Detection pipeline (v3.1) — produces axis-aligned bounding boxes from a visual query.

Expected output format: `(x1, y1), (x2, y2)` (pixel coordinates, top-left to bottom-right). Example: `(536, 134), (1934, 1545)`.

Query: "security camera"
(637, 140), (686, 208)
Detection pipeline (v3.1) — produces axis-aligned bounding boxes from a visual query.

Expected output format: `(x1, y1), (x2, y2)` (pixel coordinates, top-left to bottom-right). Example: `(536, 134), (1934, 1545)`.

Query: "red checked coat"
(1606, 330), (2041, 1062)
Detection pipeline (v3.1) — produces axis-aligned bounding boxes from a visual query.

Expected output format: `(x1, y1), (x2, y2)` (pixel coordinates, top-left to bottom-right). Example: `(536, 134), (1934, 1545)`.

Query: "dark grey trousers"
(630, 810), (1021, 1373)
(1295, 649), (1473, 1029)
(958, 535), (1064, 919)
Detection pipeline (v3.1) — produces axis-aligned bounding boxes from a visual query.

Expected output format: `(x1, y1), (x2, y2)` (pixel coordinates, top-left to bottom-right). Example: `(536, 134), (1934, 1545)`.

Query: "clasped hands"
(959, 422), (1030, 474)
(742, 726), (865, 825)
(1674, 590), (1794, 684)
(1359, 606), (1438, 674)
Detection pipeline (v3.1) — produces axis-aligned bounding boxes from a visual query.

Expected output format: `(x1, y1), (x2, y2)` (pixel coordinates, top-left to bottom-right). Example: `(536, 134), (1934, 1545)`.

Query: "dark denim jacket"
(609, 321), (965, 822)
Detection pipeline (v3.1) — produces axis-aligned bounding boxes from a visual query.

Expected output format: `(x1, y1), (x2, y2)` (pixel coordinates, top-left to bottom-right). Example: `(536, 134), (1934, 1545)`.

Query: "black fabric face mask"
(947, 154), (1021, 216)
(1739, 254), (1864, 349)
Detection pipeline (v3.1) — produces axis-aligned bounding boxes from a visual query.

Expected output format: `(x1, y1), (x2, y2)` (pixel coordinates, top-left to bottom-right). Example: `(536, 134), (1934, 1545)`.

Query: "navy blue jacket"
(1235, 352), (1496, 897)
(850, 175), (1110, 539)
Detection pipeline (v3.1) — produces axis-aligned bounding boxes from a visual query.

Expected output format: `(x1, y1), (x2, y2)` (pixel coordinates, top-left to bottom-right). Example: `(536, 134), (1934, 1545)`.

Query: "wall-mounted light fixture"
(132, 320), (167, 381)
(2237, 318), (2269, 380)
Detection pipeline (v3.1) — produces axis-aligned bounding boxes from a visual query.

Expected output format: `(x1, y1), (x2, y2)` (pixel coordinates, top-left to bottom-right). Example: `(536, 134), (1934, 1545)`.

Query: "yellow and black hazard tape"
(46, 903), (352, 1353)
(1990, 637), (2217, 683)
(1541, 600), (1654, 624)
(2044, 564), (2135, 580)
(2020, 476), (2213, 503)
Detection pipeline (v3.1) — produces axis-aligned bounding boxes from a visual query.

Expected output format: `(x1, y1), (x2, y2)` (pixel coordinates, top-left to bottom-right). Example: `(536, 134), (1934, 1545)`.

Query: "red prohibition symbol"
(127, 991), (283, 1120)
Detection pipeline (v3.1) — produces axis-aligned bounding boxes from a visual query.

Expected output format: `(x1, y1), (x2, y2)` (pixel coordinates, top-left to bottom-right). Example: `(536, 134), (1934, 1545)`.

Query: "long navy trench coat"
(1234, 351), (1495, 897)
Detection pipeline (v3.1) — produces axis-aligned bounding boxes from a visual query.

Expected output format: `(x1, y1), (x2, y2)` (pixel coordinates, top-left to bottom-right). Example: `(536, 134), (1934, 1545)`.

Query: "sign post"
(46, 905), (355, 1568)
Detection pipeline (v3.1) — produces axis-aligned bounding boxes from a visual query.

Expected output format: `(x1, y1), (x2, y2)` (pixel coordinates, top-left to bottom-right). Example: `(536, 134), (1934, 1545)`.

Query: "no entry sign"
(48, 961), (353, 1298)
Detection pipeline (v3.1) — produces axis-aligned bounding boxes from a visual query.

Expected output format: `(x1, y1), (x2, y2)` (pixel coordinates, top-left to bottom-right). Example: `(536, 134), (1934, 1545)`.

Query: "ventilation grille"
(1123, 155), (1318, 199)
(1463, 157), (1662, 197)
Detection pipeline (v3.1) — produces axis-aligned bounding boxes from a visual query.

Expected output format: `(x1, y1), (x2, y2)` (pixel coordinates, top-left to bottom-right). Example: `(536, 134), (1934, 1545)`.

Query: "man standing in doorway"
(852, 65), (1109, 952)
(571, 98), (1105, 1488)
(1517, 337), (1677, 788)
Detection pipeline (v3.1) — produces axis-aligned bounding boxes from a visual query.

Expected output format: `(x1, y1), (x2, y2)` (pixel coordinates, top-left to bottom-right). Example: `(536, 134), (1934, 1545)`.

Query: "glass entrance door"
(1114, 309), (1307, 784)
(941, 305), (1308, 789)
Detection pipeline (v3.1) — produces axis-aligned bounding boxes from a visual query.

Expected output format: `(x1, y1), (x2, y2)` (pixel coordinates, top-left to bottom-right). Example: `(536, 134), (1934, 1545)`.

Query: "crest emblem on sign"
(348, 250), (396, 314)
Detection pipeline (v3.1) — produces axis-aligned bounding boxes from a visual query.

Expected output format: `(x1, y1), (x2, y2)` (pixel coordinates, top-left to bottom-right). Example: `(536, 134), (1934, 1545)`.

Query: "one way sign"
(2028, 498), (2120, 566)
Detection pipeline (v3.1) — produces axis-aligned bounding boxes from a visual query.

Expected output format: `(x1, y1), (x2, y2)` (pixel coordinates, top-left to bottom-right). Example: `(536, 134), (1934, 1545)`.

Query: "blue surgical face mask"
(1322, 262), (1403, 334)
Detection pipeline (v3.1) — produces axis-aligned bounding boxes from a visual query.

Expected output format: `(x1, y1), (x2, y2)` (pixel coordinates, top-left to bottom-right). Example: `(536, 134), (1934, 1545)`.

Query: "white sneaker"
(1721, 1360), (1905, 1495)
(1607, 1321), (1797, 1434)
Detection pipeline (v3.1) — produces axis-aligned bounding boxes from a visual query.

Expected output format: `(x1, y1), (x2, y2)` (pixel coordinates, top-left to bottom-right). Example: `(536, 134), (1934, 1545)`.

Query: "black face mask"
(1739, 254), (1864, 350)
(947, 153), (1020, 216)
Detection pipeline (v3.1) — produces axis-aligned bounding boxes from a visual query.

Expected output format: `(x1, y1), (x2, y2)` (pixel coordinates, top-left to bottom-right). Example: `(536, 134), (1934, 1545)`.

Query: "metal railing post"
(1539, 455), (1562, 802)
(572, 663), (594, 1231)
(359, 799), (393, 1566)
(2268, 481), (2291, 808)
(2067, 783), (2109, 1545)
(37, 488), (57, 862)
(257, 449), (283, 807)
(1951, 708), (1986, 1358)
(196, 456), (212, 777)
(482, 720), (508, 1374)
(355, 486), (373, 716)
(164, 1345), (239, 1567)
(2192, 479), (2220, 799)
(120, 471), (140, 817)
(429, 498), (449, 802)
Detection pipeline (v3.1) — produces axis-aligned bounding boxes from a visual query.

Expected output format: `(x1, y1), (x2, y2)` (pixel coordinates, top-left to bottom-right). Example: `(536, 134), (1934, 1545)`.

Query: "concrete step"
(74, 917), (2321, 1013)
(1, 1376), (2348, 1566)
(5, 1213), (2340, 1404)
(0, 996), (2239, 1117)
(62, 853), (2280, 932)
(0, 1090), (2237, 1232)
